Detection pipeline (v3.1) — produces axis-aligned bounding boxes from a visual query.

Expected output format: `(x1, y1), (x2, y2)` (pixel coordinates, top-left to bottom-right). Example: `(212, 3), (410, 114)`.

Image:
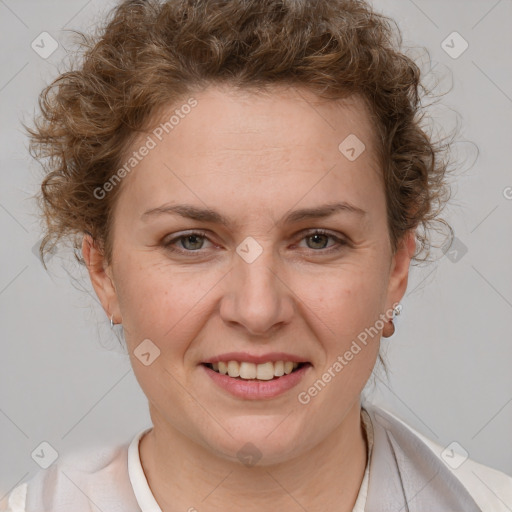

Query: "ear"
(82, 234), (121, 324)
(385, 229), (417, 309)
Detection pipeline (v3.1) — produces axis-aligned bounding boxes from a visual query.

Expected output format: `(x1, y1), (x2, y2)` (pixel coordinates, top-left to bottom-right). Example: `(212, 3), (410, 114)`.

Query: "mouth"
(201, 361), (311, 381)
(200, 358), (313, 400)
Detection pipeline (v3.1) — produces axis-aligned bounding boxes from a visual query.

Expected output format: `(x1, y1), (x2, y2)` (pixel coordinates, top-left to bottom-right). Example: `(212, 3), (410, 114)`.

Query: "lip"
(201, 362), (312, 400)
(203, 352), (309, 364)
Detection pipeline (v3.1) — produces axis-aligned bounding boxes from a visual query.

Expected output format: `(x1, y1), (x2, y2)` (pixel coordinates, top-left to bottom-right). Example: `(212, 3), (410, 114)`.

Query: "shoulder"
(363, 402), (512, 512)
(0, 430), (147, 512)
(412, 426), (512, 511)
(0, 483), (27, 512)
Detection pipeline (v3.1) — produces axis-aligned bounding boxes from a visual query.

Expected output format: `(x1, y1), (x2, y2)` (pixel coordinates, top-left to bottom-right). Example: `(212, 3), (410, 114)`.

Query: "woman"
(2, 0), (511, 510)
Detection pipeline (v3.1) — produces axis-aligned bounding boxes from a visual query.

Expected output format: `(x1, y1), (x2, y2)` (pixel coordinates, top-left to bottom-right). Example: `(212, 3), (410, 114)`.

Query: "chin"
(204, 417), (309, 466)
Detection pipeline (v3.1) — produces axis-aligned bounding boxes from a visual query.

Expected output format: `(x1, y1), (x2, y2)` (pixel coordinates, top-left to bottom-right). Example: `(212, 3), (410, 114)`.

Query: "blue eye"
(162, 229), (347, 256)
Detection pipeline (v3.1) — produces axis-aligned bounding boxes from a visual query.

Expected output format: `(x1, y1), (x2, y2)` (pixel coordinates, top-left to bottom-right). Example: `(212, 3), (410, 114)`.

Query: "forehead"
(149, 84), (379, 164)
(116, 85), (383, 222)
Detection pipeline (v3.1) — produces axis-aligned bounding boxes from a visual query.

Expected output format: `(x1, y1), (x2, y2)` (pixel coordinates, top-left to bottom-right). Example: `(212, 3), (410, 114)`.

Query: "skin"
(83, 84), (416, 512)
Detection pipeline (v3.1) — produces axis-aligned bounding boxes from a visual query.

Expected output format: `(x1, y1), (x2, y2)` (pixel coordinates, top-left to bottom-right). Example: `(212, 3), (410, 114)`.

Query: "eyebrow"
(141, 201), (367, 227)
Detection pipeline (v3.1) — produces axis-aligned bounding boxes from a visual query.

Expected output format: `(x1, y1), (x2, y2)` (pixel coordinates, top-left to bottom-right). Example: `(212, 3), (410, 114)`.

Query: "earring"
(382, 303), (402, 338)
(110, 314), (114, 328)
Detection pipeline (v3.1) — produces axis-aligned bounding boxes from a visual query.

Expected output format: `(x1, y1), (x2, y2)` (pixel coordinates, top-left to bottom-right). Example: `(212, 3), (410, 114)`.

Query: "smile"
(201, 361), (312, 400)
(203, 361), (307, 380)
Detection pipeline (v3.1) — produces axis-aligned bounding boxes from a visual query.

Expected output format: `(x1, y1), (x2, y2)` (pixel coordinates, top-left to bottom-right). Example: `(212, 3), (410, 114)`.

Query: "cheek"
(113, 239), (389, 355)
(113, 255), (216, 348)
(113, 257), (174, 337)
(291, 259), (389, 340)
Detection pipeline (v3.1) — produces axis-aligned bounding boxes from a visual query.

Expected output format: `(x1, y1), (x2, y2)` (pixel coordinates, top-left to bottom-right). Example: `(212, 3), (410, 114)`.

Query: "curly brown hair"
(28, 0), (454, 269)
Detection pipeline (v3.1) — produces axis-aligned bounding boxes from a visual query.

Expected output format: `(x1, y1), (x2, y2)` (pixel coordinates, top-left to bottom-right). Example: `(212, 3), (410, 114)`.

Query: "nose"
(219, 242), (295, 337)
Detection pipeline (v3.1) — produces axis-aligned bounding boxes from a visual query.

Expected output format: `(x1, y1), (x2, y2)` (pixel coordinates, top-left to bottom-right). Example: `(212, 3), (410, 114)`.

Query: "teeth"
(256, 362), (275, 381)
(227, 361), (240, 377)
(274, 361), (284, 376)
(284, 361), (294, 375)
(239, 362), (257, 379)
(209, 360), (303, 380)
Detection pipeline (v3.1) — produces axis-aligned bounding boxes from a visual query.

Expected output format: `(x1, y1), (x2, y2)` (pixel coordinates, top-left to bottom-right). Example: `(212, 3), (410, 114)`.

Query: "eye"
(162, 229), (348, 256)
(163, 231), (212, 253)
(296, 229), (348, 253)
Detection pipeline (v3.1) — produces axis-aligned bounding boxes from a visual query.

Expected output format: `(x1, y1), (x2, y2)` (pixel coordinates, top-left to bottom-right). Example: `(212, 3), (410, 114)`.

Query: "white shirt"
(1, 415), (372, 512)
(126, 425), (372, 512)
(2, 405), (511, 511)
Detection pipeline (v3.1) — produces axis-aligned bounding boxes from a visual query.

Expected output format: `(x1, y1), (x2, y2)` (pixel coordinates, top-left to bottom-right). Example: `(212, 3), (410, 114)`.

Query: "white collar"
(126, 416), (373, 512)
(128, 427), (163, 512)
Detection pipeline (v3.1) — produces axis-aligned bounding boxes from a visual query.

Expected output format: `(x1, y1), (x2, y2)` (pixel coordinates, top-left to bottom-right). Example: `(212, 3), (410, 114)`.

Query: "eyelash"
(162, 229), (348, 256)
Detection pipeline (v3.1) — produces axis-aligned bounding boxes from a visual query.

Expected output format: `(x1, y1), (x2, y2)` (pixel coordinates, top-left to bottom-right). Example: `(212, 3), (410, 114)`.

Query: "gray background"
(1, 0), (511, 501)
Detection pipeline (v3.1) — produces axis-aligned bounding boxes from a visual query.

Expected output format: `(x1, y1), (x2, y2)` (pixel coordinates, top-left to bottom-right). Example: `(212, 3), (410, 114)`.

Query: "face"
(85, 84), (414, 464)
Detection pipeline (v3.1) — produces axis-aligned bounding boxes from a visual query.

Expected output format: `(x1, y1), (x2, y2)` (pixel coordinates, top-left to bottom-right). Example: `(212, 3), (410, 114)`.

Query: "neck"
(139, 401), (368, 512)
